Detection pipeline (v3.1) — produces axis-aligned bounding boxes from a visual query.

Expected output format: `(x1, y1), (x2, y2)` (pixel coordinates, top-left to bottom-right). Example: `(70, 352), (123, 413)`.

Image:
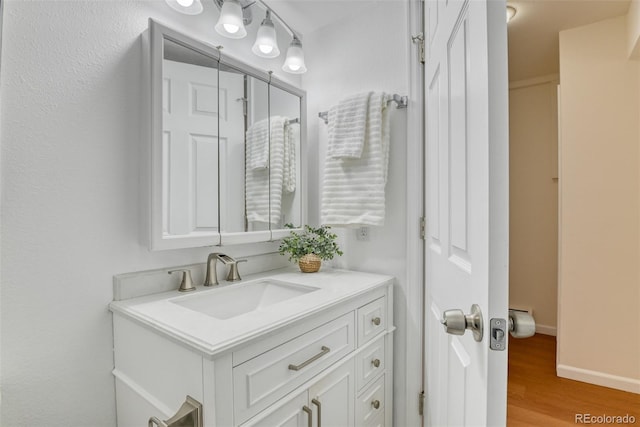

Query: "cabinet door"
(241, 390), (310, 427)
(308, 360), (355, 427)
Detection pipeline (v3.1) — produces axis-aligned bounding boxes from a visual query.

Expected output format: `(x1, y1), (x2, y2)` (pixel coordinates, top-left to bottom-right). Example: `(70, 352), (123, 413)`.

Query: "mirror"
(148, 21), (306, 250)
(162, 38), (220, 239)
(268, 84), (302, 232)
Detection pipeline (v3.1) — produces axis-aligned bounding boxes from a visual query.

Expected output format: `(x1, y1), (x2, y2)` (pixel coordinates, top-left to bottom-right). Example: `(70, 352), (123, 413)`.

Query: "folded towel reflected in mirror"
(246, 116), (297, 224)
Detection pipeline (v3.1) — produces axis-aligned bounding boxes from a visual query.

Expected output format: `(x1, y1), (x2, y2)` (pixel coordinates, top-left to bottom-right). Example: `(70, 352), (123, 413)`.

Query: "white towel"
(321, 92), (392, 227)
(283, 122), (298, 194)
(327, 92), (373, 159)
(246, 118), (270, 170)
(246, 116), (288, 224)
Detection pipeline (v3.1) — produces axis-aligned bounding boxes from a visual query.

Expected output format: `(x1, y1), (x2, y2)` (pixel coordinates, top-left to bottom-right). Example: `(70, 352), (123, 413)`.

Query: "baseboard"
(535, 324), (557, 336)
(557, 364), (640, 394)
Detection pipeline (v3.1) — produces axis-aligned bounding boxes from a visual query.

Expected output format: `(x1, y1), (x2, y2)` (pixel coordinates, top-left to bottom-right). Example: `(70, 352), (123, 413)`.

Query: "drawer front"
(356, 375), (385, 427)
(355, 335), (385, 391)
(357, 297), (387, 346)
(233, 312), (355, 424)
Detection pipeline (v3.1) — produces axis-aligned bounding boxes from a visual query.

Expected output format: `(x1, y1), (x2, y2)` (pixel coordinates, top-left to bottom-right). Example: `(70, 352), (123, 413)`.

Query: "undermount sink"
(170, 279), (319, 320)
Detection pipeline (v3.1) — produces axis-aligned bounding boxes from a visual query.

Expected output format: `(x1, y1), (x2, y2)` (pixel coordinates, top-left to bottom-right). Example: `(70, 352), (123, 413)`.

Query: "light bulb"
(215, 0), (247, 39)
(282, 36), (306, 74)
(506, 6), (516, 23)
(251, 11), (280, 58)
(165, 0), (203, 15)
(259, 45), (274, 54)
(223, 23), (240, 34)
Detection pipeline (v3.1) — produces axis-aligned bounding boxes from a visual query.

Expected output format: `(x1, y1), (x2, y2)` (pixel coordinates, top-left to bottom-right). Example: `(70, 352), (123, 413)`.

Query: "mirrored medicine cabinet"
(148, 20), (306, 250)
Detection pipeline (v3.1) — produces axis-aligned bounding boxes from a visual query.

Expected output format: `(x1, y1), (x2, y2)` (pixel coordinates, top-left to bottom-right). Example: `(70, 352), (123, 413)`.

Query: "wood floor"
(507, 334), (640, 426)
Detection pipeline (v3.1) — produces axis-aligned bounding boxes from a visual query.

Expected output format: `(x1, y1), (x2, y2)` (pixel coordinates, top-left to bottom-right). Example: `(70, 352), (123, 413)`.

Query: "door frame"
(402, 1), (426, 427)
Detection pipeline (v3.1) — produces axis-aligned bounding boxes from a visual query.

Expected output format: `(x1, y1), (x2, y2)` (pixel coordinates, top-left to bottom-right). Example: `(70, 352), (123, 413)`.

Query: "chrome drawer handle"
(371, 317), (381, 326)
(312, 398), (322, 427)
(371, 358), (381, 368)
(288, 346), (331, 371)
(303, 405), (312, 426)
(148, 396), (203, 427)
(371, 400), (381, 410)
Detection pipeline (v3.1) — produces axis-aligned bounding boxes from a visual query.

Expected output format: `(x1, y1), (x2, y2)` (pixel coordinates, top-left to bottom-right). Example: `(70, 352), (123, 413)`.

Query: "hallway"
(508, 334), (640, 426)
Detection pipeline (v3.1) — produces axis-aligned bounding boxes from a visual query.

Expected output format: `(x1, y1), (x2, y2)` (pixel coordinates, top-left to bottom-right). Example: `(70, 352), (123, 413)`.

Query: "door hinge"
(412, 33), (425, 64)
(420, 216), (426, 240)
(419, 391), (425, 416)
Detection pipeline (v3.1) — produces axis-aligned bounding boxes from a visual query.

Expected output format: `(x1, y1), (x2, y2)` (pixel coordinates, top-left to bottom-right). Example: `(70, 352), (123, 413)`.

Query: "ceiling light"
(165, 0), (203, 15)
(506, 6), (517, 23)
(282, 36), (307, 74)
(252, 11), (280, 58)
(215, 0), (247, 39)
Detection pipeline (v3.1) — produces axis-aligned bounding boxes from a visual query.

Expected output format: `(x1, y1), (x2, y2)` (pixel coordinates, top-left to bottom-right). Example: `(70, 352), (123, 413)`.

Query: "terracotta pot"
(298, 254), (321, 273)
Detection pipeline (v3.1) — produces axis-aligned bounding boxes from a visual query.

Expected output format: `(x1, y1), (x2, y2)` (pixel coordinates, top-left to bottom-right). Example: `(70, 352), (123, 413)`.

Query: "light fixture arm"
(255, 0), (301, 40)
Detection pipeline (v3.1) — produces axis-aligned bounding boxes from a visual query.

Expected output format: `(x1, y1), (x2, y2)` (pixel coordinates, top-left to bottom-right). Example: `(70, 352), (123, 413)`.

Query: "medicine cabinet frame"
(147, 19), (307, 251)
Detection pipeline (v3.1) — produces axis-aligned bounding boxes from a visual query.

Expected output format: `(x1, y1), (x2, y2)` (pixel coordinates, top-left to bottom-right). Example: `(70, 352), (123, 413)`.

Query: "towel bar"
(318, 93), (408, 124)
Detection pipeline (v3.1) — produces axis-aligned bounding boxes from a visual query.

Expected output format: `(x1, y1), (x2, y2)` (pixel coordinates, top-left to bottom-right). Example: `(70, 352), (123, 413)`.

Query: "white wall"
(0, 1), (300, 426)
(301, 2), (416, 425)
(508, 78), (559, 334)
(558, 15), (640, 393)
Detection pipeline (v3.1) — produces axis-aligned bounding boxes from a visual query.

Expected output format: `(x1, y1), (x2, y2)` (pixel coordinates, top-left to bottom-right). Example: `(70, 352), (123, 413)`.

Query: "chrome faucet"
(203, 253), (227, 287)
(203, 253), (247, 286)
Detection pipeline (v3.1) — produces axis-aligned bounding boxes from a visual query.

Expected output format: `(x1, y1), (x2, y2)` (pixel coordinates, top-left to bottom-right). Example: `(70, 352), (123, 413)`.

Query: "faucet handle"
(168, 269), (196, 292)
(226, 259), (247, 282)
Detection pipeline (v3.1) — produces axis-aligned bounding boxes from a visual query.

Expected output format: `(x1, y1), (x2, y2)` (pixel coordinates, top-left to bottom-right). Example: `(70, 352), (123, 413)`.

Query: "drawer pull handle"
(371, 400), (381, 410)
(371, 358), (381, 368)
(312, 398), (322, 427)
(303, 405), (312, 426)
(288, 346), (331, 371)
(372, 317), (381, 326)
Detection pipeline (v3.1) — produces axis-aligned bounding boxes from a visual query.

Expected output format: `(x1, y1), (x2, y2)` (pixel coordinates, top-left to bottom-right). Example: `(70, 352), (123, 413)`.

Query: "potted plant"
(278, 225), (343, 273)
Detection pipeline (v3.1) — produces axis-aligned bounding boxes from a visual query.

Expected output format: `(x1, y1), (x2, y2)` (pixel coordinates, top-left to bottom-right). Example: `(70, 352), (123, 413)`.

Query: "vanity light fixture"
(282, 36), (307, 74)
(506, 5), (517, 23)
(165, 0), (204, 15)
(215, 0), (248, 39)
(165, 0), (306, 74)
(252, 10), (280, 58)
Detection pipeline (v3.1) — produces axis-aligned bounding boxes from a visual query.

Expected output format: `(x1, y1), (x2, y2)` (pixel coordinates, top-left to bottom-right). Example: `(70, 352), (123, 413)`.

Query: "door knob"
(441, 304), (483, 342)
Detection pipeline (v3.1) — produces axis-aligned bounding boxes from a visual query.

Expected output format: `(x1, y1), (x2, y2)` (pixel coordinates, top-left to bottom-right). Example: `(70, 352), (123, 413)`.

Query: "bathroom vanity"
(110, 268), (394, 426)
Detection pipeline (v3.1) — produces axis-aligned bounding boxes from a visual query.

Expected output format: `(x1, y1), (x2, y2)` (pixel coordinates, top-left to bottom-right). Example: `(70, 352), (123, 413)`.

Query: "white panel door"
(163, 60), (219, 235)
(423, 0), (509, 425)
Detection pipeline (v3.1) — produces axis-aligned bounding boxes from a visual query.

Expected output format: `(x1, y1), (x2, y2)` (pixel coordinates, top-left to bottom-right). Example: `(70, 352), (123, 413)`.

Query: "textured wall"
(301, 3), (413, 425)
(0, 1), (299, 426)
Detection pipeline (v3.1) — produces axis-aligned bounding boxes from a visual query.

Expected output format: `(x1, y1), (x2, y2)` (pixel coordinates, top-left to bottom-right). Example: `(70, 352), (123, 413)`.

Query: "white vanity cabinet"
(111, 269), (394, 427)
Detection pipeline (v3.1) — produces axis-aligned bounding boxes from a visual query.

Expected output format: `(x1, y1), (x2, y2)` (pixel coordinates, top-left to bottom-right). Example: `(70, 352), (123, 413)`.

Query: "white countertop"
(109, 267), (393, 357)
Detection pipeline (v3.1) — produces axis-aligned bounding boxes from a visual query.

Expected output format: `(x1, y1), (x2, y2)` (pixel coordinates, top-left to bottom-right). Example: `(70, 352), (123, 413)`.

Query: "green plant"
(278, 225), (343, 263)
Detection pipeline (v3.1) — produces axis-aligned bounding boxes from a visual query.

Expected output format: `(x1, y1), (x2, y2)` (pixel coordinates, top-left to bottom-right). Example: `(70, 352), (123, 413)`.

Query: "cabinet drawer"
(356, 335), (385, 391)
(357, 297), (387, 346)
(356, 375), (385, 427)
(233, 312), (355, 424)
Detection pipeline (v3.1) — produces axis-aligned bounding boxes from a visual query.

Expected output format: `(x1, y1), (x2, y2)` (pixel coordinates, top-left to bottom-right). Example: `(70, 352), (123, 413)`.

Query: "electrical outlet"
(356, 226), (370, 241)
